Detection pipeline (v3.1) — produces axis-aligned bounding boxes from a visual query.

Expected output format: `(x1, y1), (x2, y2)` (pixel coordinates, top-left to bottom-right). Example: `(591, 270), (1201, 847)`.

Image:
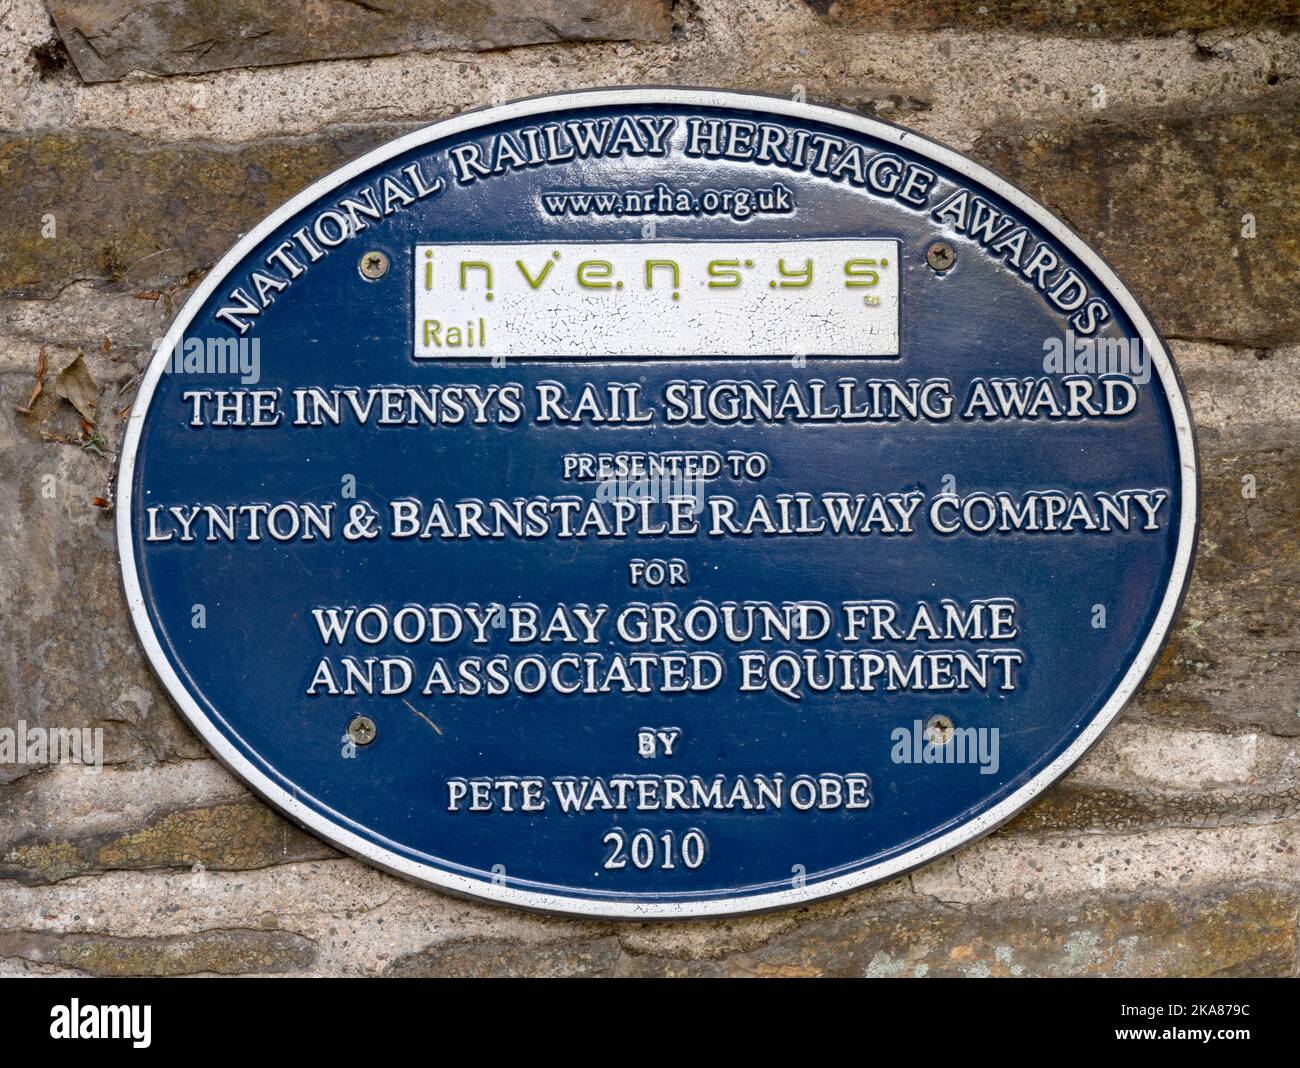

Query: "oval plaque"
(119, 89), (1196, 917)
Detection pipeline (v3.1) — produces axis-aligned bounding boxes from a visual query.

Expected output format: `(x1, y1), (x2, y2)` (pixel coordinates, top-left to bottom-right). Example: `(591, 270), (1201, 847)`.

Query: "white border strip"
(116, 88), (1199, 919)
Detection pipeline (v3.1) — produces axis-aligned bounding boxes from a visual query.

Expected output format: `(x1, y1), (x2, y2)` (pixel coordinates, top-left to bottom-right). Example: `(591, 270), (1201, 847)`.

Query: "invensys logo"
(414, 239), (901, 360)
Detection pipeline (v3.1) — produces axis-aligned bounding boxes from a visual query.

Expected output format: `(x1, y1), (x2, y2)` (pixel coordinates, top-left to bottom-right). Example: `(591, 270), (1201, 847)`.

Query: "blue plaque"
(118, 90), (1197, 917)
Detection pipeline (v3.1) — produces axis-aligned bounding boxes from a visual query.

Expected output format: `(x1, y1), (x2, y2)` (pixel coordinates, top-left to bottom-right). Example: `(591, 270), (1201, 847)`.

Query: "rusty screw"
(348, 715), (377, 746)
(359, 251), (389, 281)
(924, 714), (955, 746)
(926, 242), (955, 272)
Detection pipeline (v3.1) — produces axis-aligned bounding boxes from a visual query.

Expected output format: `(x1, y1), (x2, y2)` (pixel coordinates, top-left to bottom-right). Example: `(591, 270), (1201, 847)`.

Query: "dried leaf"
(14, 346), (48, 414)
(55, 353), (99, 425)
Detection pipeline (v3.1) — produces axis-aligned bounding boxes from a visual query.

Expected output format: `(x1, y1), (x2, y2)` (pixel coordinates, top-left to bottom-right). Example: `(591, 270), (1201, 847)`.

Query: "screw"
(348, 715), (377, 746)
(359, 251), (389, 280)
(924, 714), (955, 746)
(926, 242), (955, 272)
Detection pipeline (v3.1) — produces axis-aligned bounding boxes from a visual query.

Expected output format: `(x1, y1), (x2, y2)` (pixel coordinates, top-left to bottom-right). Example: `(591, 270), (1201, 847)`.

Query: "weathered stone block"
(1, 344), (213, 778)
(0, 927), (316, 976)
(972, 95), (1300, 347)
(1001, 780), (1300, 835)
(386, 883), (1300, 976)
(1, 344), (206, 781)
(47, 0), (672, 83)
(0, 126), (412, 299)
(813, 0), (1300, 37)
(1141, 422), (1300, 735)
(0, 799), (337, 884)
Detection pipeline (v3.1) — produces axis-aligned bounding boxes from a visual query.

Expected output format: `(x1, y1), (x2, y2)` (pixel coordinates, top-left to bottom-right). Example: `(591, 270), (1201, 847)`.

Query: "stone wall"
(1, 0), (1297, 976)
